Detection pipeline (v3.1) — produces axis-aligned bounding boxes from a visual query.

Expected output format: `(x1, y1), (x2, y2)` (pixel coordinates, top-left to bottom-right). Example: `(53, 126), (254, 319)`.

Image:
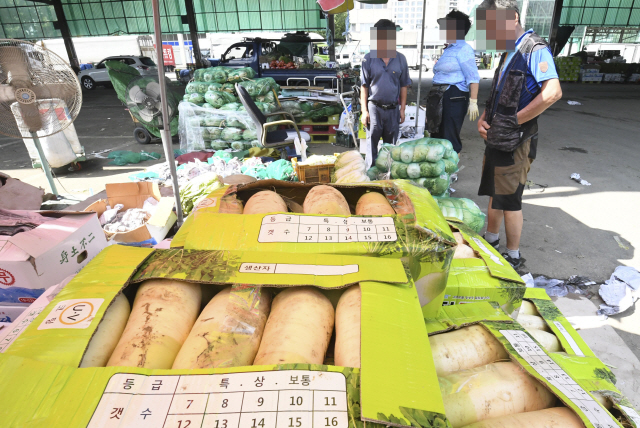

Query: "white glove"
(468, 99), (479, 121)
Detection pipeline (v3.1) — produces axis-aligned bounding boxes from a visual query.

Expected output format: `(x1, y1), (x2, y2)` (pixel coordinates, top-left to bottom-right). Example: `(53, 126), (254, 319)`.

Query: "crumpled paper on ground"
(597, 266), (640, 316)
(533, 275), (596, 298)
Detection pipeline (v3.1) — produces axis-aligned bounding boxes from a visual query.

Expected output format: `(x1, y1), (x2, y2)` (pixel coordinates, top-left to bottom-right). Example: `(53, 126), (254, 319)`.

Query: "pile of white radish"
(233, 186), (397, 217)
(517, 300), (562, 353)
(430, 325), (583, 428)
(452, 231), (479, 259)
(80, 282), (363, 371)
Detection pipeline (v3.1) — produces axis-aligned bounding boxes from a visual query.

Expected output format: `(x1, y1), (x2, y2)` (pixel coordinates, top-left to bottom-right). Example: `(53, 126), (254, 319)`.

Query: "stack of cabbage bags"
(279, 100), (343, 120)
(434, 196), (487, 233)
(179, 102), (261, 152)
(368, 138), (459, 196)
(332, 151), (369, 183)
(183, 66), (279, 115)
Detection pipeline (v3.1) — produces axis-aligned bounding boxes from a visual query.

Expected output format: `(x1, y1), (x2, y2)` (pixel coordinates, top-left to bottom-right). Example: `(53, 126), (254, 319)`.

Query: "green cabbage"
(202, 114), (224, 127)
(211, 139), (230, 150)
(367, 166), (381, 181)
(220, 103), (242, 111)
(426, 143), (445, 162)
(256, 91), (276, 103)
(207, 83), (223, 92)
(390, 161), (408, 179)
(390, 146), (402, 161)
(186, 81), (207, 94)
(179, 172), (223, 216)
(221, 127), (244, 141)
(205, 127), (222, 140)
(412, 142), (429, 162)
(443, 158), (459, 174)
(228, 67), (256, 82)
(202, 103), (215, 109)
(407, 163), (421, 179)
(222, 83), (236, 94)
(419, 160), (445, 177)
(400, 145), (414, 163)
(186, 93), (204, 104)
(204, 91), (227, 108)
(418, 174), (450, 195)
(242, 128), (257, 140)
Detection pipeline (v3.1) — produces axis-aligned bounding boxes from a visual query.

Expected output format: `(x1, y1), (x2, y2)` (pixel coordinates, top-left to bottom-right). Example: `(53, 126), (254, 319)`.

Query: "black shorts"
(478, 136), (537, 211)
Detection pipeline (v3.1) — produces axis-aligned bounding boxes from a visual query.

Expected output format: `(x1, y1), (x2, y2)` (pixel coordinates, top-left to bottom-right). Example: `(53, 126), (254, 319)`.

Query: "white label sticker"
(471, 237), (504, 265)
(239, 263), (359, 276)
(500, 330), (619, 428)
(37, 298), (104, 330)
(258, 214), (397, 243)
(88, 371), (348, 428)
(552, 321), (585, 357)
(620, 405), (640, 426)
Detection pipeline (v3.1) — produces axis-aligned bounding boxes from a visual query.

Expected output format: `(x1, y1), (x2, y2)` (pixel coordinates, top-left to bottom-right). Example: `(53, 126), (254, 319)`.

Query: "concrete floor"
(2, 71), (639, 402)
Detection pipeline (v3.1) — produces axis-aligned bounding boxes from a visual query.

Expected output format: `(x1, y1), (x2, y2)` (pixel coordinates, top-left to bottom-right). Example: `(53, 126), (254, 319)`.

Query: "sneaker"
(501, 252), (524, 269)
(483, 235), (499, 251)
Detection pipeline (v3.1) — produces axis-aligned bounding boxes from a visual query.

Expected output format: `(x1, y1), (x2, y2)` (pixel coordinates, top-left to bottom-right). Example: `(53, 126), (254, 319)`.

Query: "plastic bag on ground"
(108, 151), (161, 166)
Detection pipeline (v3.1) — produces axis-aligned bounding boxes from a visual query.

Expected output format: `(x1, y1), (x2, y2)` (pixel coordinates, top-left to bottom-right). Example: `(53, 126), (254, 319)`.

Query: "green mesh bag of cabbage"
(433, 196), (487, 233)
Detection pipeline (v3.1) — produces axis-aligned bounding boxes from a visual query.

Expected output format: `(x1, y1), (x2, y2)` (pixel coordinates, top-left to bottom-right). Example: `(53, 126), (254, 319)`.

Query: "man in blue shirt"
(476, 0), (562, 269)
(360, 19), (411, 163)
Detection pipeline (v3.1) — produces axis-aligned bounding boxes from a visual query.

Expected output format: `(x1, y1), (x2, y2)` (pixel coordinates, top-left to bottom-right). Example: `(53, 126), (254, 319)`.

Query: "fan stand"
(152, 0), (184, 225)
(30, 132), (59, 197)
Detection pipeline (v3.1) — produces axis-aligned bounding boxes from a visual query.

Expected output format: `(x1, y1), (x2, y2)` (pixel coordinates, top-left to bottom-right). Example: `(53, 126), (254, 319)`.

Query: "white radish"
(429, 325), (509, 376)
(107, 279), (201, 369)
(527, 329), (562, 352)
(440, 361), (557, 427)
(518, 314), (550, 332)
(519, 300), (539, 316)
(254, 287), (334, 365)
(173, 287), (271, 369)
(454, 243), (477, 259)
(453, 232), (466, 246)
(355, 192), (395, 216)
(303, 185), (351, 215)
(80, 293), (130, 368)
(335, 285), (361, 368)
(459, 407), (583, 428)
(244, 190), (287, 214)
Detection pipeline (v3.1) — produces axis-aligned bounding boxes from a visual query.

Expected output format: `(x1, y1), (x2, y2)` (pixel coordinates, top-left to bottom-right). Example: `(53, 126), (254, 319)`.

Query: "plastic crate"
(296, 115), (340, 125)
(295, 163), (335, 183)
(309, 134), (337, 144)
(300, 124), (338, 134)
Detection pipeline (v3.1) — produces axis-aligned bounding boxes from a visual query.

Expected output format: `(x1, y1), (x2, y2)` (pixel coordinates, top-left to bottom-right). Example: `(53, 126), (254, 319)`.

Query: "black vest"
(484, 32), (548, 152)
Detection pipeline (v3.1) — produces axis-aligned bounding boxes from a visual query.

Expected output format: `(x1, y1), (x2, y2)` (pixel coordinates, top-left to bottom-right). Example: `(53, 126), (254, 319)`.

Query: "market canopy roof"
(560, 0), (640, 27)
(0, 0), (326, 39)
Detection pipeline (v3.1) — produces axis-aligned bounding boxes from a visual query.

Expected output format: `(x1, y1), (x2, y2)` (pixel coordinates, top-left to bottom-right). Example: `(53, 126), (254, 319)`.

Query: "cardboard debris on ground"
(0, 172), (44, 210)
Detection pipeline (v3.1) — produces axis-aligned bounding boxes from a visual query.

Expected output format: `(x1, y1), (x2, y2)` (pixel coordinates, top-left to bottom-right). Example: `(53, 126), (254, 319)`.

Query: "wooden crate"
(296, 163), (335, 184)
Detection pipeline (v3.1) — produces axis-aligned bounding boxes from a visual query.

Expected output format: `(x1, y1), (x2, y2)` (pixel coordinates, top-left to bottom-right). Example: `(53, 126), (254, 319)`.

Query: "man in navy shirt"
(360, 19), (411, 163)
(476, 0), (562, 268)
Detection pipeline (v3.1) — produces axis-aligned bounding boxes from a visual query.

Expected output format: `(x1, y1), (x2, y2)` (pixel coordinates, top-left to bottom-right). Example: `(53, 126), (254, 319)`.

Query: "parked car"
(78, 55), (158, 90)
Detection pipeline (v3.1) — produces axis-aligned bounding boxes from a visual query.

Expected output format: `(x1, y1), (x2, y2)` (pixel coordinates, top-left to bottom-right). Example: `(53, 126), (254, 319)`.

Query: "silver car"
(78, 55), (158, 90)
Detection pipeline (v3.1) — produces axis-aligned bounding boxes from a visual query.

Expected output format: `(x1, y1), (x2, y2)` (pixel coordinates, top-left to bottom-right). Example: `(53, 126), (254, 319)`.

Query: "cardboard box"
(84, 182), (177, 244)
(442, 220), (526, 315)
(0, 211), (107, 304)
(0, 245), (448, 428)
(0, 304), (27, 323)
(521, 287), (597, 357)
(426, 303), (640, 428)
(171, 179), (457, 317)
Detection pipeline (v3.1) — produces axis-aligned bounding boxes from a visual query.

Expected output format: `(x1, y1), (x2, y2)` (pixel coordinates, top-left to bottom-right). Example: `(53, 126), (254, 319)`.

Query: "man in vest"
(476, 0), (562, 269)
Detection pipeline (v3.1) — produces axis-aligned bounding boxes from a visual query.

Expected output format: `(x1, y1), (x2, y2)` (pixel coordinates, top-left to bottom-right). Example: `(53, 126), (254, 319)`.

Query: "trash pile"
(369, 138), (459, 197)
(530, 275), (597, 298)
(99, 198), (159, 236)
(597, 266), (640, 316)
